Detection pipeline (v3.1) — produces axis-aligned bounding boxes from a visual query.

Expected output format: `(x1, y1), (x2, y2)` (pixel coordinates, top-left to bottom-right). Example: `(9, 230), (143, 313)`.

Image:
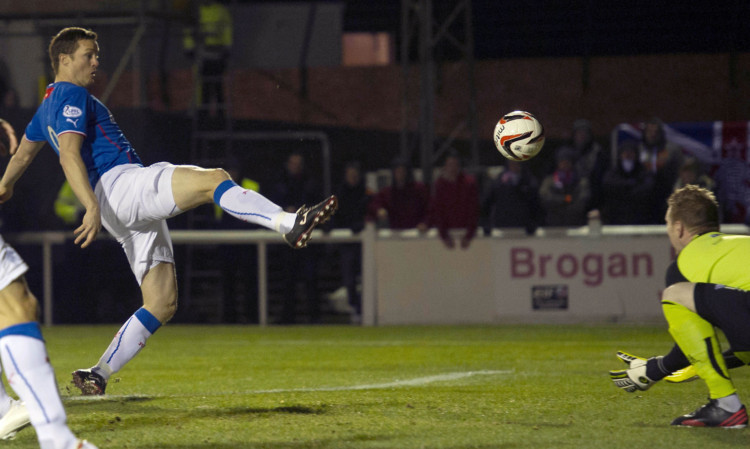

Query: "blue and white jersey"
(25, 82), (142, 188)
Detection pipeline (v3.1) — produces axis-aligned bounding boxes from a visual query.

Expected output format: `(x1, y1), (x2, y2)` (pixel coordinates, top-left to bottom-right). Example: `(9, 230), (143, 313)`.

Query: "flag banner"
(612, 121), (750, 223)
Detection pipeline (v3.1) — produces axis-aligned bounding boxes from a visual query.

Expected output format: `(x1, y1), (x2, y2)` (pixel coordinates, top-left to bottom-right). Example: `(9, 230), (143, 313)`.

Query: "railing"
(7, 229), (369, 327)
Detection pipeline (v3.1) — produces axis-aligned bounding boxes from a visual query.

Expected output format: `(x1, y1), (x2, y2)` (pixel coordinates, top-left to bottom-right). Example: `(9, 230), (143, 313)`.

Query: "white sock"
(94, 307), (161, 379)
(717, 393), (743, 413)
(213, 180), (296, 233)
(0, 323), (76, 449)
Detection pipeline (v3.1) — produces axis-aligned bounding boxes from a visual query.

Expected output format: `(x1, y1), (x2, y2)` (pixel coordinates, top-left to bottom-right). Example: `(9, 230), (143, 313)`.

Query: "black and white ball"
(493, 111), (545, 161)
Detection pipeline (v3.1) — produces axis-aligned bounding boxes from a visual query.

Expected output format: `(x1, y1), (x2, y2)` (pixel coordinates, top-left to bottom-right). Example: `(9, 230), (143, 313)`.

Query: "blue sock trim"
(0, 322), (44, 341)
(134, 307), (162, 334)
(213, 179), (238, 205)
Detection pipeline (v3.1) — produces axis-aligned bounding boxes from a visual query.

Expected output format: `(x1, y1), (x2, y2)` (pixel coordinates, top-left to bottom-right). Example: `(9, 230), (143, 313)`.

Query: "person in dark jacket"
(539, 147), (590, 227)
(600, 139), (655, 224)
(482, 160), (541, 235)
(264, 152), (322, 323)
(330, 162), (371, 321)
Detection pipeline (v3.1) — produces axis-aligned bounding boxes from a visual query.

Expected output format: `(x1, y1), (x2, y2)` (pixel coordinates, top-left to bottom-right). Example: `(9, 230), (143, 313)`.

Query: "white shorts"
(0, 235), (29, 291)
(95, 162), (182, 285)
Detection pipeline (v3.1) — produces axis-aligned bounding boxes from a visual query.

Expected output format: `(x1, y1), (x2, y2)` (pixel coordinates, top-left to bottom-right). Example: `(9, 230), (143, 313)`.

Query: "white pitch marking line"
(64, 370), (512, 400)
(249, 370), (513, 394)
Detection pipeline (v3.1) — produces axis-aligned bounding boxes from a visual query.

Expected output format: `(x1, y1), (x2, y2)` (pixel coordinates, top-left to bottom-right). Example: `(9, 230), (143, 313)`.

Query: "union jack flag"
(612, 121), (750, 223)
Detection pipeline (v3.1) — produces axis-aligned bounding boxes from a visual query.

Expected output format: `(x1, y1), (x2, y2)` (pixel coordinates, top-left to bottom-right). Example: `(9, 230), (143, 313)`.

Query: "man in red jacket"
(428, 150), (479, 249)
(368, 158), (429, 230)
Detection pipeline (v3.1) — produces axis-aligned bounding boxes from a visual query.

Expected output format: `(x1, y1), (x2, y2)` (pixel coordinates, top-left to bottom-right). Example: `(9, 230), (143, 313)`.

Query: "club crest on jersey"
(62, 105), (82, 118)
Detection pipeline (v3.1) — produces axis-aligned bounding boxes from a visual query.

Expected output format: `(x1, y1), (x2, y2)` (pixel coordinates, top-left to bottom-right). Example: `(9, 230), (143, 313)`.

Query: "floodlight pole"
(400, 0), (478, 186)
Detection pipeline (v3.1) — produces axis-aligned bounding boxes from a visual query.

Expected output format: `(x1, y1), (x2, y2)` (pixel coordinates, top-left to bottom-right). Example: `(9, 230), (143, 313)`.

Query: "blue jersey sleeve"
(25, 82), (142, 188)
(24, 113), (45, 142)
(24, 83), (89, 149)
(52, 86), (88, 139)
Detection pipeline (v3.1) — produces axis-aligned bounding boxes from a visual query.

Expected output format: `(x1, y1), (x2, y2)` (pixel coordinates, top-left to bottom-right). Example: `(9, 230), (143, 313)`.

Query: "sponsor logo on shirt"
(62, 105), (82, 118)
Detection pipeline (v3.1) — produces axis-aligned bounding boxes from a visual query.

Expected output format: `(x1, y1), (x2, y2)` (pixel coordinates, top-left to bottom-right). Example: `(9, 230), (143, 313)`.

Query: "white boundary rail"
(7, 229), (370, 327)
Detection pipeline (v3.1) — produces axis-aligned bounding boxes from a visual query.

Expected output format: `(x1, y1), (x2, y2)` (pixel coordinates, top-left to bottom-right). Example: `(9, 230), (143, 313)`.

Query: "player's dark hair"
(49, 27), (98, 75)
(667, 185), (719, 234)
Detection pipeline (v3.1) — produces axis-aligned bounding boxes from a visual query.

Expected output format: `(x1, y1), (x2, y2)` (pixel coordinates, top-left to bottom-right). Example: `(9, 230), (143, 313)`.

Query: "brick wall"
(103, 52), (750, 141)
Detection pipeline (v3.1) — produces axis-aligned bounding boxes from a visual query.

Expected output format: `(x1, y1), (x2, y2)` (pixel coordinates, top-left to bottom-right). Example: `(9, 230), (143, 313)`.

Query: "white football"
(493, 111), (545, 161)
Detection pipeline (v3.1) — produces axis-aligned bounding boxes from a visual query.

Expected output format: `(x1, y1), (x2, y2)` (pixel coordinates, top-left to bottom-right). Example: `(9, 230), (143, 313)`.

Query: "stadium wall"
(371, 230), (672, 325)
(133, 52), (750, 142)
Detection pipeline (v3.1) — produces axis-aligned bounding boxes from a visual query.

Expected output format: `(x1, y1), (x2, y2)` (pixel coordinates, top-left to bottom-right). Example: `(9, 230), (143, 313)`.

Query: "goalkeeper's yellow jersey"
(669, 232), (750, 290)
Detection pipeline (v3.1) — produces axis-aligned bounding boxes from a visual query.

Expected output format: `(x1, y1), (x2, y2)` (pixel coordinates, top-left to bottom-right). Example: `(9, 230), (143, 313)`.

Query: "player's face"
(64, 39), (99, 87)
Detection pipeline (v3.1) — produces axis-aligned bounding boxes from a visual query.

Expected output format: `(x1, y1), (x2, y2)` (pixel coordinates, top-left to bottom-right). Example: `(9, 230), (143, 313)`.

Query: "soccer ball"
(493, 111), (545, 161)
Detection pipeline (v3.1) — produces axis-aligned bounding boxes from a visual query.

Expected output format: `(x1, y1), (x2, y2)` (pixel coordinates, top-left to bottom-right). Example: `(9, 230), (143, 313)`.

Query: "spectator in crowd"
(367, 157), (429, 230)
(539, 147), (591, 227)
(673, 157), (715, 193)
(481, 160), (541, 235)
(427, 150), (479, 249)
(600, 139), (655, 224)
(265, 152), (322, 324)
(639, 117), (684, 223)
(329, 162), (371, 322)
(183, 0), (233, 124)
(570, 119), (609, 213)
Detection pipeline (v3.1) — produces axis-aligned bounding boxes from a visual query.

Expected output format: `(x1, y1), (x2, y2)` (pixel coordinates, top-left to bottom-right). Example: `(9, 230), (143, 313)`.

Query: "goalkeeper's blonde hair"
(667, 185), (719, 234)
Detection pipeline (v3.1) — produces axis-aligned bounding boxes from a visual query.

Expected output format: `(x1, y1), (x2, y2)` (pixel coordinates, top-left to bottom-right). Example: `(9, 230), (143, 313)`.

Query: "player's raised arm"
(0, 135), (45, 204)
(57, 132), (101, 248)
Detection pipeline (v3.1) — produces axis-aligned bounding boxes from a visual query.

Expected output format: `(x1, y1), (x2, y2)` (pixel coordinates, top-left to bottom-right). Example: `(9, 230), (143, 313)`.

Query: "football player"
(0, 27), (336, 397)
(610, 185), (750, 428)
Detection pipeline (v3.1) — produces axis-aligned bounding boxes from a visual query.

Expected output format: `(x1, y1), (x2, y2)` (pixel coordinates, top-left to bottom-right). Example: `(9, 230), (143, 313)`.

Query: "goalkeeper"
(610, 185), (750, 428)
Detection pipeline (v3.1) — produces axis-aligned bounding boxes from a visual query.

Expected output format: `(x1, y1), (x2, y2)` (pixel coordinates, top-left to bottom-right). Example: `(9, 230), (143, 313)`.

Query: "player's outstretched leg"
(283, 195), (339, 249)
(210, 177), (338, 248)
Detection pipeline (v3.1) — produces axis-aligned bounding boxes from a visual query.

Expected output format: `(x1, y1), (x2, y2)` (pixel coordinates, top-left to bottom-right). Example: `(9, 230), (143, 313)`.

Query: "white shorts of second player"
(0, 235), (29, 290)
(95, 162), (181, 285)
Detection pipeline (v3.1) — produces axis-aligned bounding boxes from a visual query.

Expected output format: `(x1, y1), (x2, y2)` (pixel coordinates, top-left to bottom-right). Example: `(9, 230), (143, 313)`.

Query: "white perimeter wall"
(372, 231), (674, 325)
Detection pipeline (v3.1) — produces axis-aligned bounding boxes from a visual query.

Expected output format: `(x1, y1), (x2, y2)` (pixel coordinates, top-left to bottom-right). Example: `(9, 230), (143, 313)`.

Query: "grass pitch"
(5, 324), (750, 448)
